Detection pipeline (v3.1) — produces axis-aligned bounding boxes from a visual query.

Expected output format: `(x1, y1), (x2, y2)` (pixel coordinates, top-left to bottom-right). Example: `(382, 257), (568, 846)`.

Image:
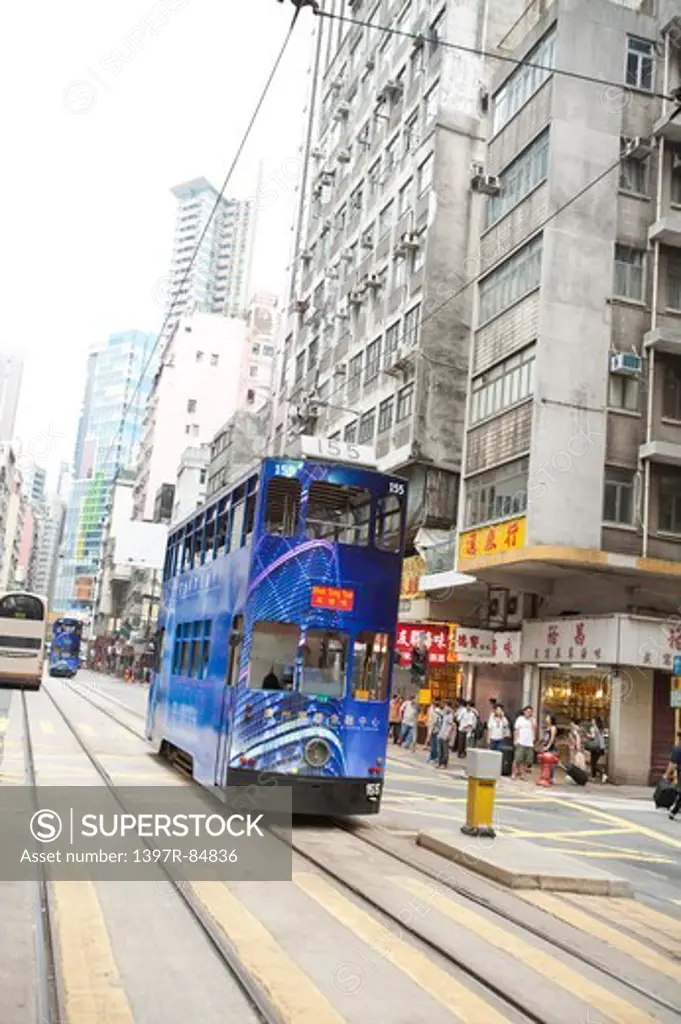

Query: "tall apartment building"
(166, 178), (255, 331)
(0, 351), (23, 441)
(31, 497), (66, 604)
(134, 299), (277, 520)
(54, 330), (157, 621)
(273, 0), (529, 538)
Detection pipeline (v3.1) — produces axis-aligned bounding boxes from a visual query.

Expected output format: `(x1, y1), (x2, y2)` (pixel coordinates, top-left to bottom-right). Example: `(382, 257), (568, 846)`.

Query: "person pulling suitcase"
(663, 732), (681, 820)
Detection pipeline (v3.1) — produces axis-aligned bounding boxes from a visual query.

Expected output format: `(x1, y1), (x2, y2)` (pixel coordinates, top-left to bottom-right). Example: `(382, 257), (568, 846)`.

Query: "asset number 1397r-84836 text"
(133, 849), (238, 863)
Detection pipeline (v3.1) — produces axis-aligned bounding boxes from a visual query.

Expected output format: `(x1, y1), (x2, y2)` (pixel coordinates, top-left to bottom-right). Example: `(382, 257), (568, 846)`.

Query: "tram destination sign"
(311, 585), (355, 611)
(0, 786), (292, 882)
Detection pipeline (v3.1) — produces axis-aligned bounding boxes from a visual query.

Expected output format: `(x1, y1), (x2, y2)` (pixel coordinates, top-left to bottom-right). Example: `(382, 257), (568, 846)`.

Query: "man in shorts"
(512, 705), (536, 780)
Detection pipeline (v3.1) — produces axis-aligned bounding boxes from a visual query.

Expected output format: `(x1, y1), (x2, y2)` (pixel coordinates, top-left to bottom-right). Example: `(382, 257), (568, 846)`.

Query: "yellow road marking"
(507, 827), (635, 840)
(534, 799), (681, 852)
(40, 720), (56, 735)
(52, 881), (134, 1024)
(191, 882), (344, 1023)
(76, 723), (97, 737)
(539, 848), (674, 864)
(393, 876), (658, 1024)
(294, 872), (510, 1024)
(568, 896), (681, 947)
(522, 891), (681, 980)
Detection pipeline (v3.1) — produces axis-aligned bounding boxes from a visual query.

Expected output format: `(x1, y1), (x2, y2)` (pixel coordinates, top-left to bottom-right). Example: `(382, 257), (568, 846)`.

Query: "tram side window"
(265, 476), (301, 536)
(154, 629), (165, 672)
(190, 622), (202, 674)
(351, 632), (390, 701)
(249, 621), (299, 690)
(231, 494), (245, 550)
(227, 615), (244, 686)
(215, 502), (229, 558)
(244, 487), (257, 546)
(182, 531), (193, 572)
(375, 494), (403, 553)
(306, 483), (372, 545)
(200, 621), (212, 679)
(204, 513), (216, 564)
(301, 630), (349, 698)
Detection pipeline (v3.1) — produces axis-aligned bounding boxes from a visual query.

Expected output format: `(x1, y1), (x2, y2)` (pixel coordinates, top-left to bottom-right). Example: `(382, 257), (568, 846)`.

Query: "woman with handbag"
(584, 716), (606, 781)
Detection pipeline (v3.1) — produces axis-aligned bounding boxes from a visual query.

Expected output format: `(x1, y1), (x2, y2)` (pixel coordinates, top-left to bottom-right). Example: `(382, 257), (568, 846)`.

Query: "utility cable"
(316, 7), (676, 104)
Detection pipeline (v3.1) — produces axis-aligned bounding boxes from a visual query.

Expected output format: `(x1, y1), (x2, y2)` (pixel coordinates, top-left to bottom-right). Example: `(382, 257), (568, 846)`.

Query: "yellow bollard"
(461, 749), (502, 839)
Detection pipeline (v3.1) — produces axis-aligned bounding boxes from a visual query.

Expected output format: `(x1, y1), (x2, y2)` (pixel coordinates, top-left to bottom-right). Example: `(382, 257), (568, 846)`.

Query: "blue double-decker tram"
(49, 618), (83, 678)
(146, 447), (408, 815)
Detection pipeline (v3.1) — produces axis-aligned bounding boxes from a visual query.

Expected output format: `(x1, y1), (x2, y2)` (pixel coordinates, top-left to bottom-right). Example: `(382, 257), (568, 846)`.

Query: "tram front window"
(248, 621), (299, 690)
(300, 630), (348, 699)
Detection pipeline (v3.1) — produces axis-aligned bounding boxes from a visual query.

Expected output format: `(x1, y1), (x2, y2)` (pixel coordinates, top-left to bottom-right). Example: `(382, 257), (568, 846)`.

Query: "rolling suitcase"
(564, 763), (589, 786)
(500, 743), (514, 777)
(653, 779), (676, 810)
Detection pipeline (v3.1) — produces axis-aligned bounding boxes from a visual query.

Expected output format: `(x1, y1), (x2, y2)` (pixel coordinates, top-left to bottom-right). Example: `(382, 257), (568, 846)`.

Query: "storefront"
(393, 621), (463, 740)
(452, 626), (523, 717)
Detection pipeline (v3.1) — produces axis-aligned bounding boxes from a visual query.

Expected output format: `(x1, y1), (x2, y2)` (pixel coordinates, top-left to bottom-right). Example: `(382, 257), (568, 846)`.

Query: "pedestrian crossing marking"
(392, 876), (658, 1024)
(294, 872), (511, 1023)
(191, 881), (344, 1022)
(52, 880), (134, 1024)
(528, 799), (681, 852)
(76, 723), (97, 737)
(540, 847), (674, 864)
(39, 720), (55, 734)
(567, 895), (681, 947)
(521, 891), (681, 980)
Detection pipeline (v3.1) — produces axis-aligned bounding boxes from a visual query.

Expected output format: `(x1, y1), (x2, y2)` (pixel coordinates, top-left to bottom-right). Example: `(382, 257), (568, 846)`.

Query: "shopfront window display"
(540, 671), (610, 773)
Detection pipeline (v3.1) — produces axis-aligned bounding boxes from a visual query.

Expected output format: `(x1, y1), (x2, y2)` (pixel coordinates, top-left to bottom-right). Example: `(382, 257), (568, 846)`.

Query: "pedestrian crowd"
(389, 694), (607, 784)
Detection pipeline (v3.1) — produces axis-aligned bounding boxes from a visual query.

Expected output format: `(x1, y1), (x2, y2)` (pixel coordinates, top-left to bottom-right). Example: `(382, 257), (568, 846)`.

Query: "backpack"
(473, 713), (485, 741)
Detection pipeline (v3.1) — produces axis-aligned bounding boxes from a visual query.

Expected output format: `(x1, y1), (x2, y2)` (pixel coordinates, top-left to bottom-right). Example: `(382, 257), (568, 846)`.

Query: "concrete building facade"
(172, 445), (210, 523)
(0, 351), (23, 441)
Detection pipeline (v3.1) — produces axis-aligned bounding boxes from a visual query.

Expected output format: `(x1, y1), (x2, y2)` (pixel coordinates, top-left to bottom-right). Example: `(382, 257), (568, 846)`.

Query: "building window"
(396, 382), (414, 422)
(199, 469), (207, 485)
(603, 468), (634, 525)
(659, 473), (681, 532)
(625, 36), (654, 92)
(398, 178), (412, 218)
(485, 131), (549, 230)
(196, 351), (204, 362)
(614, 245), (644, 301)
(247, 388), (255, 404)
(263, 344), (274, 357)
(348, 352), (363, 397)
(249, 366), (258, 378)
(344, 421), (358, 443)
(470, 345), (535, 424)
(210, 353), (219, 366)
(252, 343), (261, 356)
(378, 396), (394, 433)
(385, 320), (401, 364)
(368, 159), (382, 198)
(404, 304), (421, 349)
(479, 236), (542, 324)
(608, 374), (639, 412)
(424, 84), (439, 122)
(349, 183), (364, 222)
(663, 362), (681, 420)
(308, 338), (319, 370)
(379, 200), (394, 239)
(417, 152), (433, 195)
(384, 135), (400, 178)
(465, 458), (529, 528)
(295, 352), (305, 382)
(187, 399), (197, 413)
(493, 28), (556, 133)
(672, 150), (681, 204)
(358, 408), (376, 444)
(619, 139), (647, 194)
(365, 338), (381, 382)
(667, 258), (681, 310)
(403, 113), (420, 157)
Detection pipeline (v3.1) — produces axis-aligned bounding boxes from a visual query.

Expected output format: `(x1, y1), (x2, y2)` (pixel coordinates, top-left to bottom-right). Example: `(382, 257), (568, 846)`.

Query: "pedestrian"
(457, 700), (478, 758)
(664, 731), (681, 820)
(488, 704), (510, 752)
(425, 700), (439, 757)
(399, 697), (417, 751)
(389, 694), (402, 744)
(437, 701), (455, 768)
(567, 716), (587, 774)
(583, 716), (606, 781)
(427, 701), (443, 763)
(539, 713), (558, 783)
(512, 705), (536, 780)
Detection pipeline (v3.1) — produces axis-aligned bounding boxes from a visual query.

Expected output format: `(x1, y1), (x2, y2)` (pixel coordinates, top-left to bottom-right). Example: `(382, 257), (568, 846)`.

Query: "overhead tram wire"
(101, 2), (307, 488)
(315, 8), (676, 104)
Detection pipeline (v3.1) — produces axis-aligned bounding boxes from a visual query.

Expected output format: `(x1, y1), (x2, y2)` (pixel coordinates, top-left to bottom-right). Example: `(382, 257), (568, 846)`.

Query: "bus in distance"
(49, 618), (83, 678)
(0, 592), (48, 690)
(147, 451), (408, 815)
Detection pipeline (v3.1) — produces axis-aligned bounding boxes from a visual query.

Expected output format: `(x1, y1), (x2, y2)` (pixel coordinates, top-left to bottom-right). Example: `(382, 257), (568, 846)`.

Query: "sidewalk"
(387, 741), (654, 801)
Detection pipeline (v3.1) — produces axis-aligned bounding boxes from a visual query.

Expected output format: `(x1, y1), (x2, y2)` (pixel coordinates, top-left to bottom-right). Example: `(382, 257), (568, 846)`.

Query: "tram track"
(20, 691), (62, 1024)
(37, 682), (284, 1024)
(53, 676), (681, 1021)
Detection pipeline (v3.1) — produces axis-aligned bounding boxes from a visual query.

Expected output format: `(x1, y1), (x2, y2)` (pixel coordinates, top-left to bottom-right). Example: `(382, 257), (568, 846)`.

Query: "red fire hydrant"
(536, 752), (559, 787)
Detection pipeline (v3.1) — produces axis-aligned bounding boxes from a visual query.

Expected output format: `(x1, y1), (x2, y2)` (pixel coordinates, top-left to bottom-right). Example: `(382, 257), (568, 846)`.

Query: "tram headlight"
(304, 738), (331, 768)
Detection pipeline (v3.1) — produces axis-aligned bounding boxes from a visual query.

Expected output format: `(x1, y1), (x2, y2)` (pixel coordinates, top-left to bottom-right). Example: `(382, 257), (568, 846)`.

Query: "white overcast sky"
(4, 0), (313, 491)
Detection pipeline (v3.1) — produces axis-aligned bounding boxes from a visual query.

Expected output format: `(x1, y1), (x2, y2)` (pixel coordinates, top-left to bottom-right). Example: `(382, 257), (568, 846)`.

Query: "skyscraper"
(166, 178), (255, 330)
(54, 330), (157, 622)
(0, 351), (23, 441)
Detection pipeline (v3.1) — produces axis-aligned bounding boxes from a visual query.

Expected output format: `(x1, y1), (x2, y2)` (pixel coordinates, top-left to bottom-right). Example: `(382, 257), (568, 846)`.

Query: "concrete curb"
(417, 829), (633, 897)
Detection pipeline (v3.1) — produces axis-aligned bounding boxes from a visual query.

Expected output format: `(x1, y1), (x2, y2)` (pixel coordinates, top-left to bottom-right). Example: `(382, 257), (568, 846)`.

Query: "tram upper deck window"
(231, 488), (245, 550)
(351, 631), (390, 701)
(301, 630), (349, 699)
(306, 482), (371, 545)
(265, 476), (301, 536)
(375, 494), (403, 553)
(0, 594), (44, 620)
(248, 621), (299, 690)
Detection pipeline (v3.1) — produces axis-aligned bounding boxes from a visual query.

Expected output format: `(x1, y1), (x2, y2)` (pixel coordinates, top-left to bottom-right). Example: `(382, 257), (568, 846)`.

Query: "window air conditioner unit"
(337, 147), (352, 163)
(364, 58), (375, 72)
(300, 249), (313, 263)
(623, 136), (654, 161)
(334, 102), (351, 119)
(341, 248), (354, 262)
(311, 146), (325, 160)
(335, 305), (349, 321)
(365, 274), (381, 289)
(348, 289), (364, 306)
(400, 231), (420, 250)
(610, 352), (642, 375)
(361, 231), (374, 249)
(319, 171), (335, 186)
(384, 79), (403, 97)
(472, 173), (501, 196)
(291, 298), (309, 314)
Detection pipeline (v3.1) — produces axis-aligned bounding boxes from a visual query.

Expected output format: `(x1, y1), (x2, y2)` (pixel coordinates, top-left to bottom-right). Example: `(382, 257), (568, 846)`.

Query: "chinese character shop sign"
(458, 517), (526, 569)
(395, 623), (449, 667)
(521, 618), (618, 665)
(400, 555), (425, 601)
(455, 627), (520, 664)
